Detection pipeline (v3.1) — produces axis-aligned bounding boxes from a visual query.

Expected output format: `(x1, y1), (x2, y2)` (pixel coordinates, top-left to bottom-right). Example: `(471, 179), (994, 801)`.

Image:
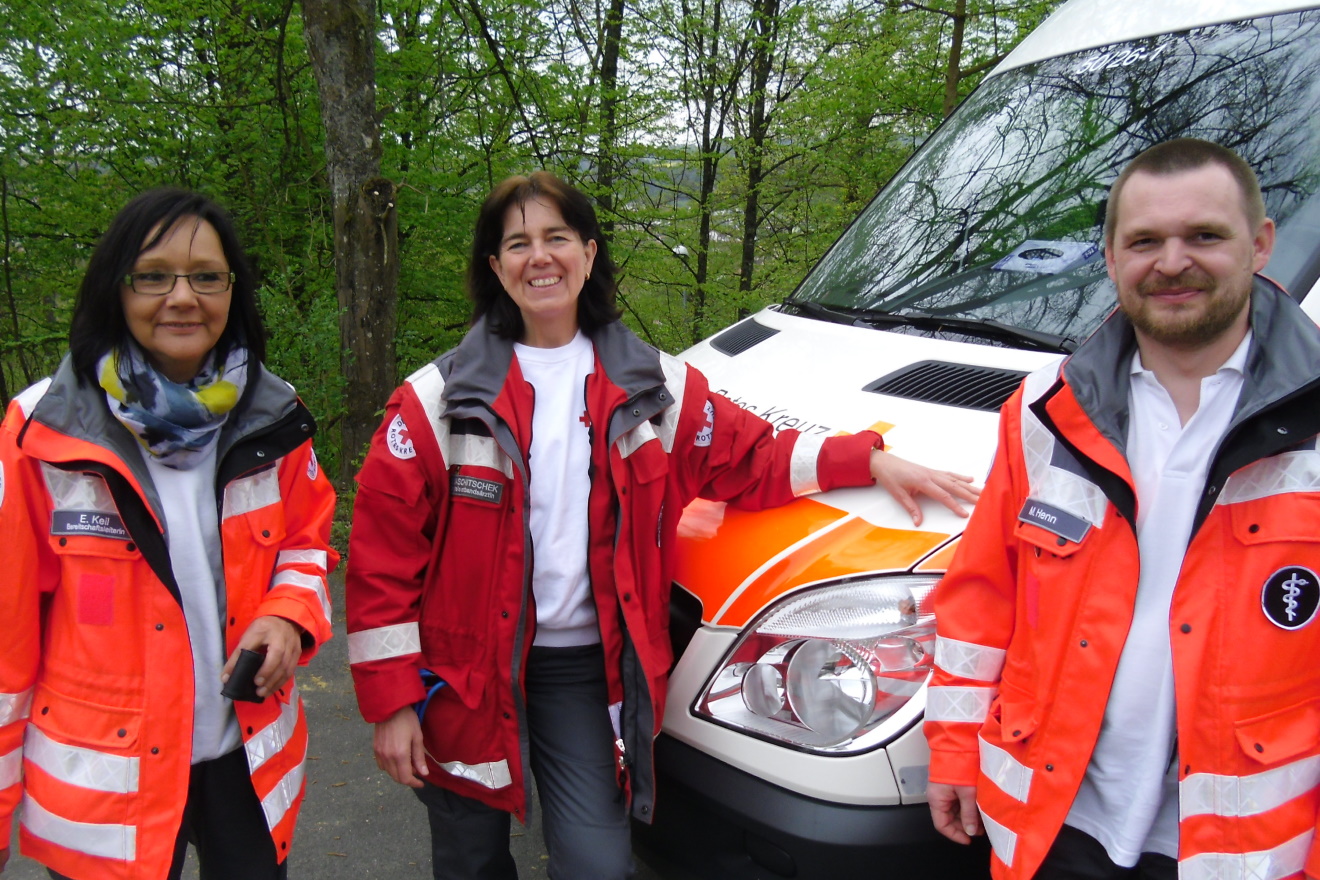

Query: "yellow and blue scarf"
(97, 344), (249, 470)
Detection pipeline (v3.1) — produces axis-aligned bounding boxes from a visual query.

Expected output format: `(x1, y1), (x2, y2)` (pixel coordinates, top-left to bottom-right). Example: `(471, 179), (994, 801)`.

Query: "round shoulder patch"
(0, 461), (5, 510)
(387, 414), (417, 460)
(307, 448), (320, 480)
(695, 400), (714, 448)
(1261, 566), (1320, 630)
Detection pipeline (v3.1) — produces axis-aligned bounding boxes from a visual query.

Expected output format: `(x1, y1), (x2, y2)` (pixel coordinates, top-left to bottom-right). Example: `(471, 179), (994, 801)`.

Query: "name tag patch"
(52, 510), (130, 541)
(1017, 498), (1091, 545)
(452, 475), (503, 505)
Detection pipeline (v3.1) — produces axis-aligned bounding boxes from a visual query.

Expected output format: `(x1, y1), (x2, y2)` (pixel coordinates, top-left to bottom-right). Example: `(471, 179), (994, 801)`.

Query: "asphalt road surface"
(5, 574), (680, 879)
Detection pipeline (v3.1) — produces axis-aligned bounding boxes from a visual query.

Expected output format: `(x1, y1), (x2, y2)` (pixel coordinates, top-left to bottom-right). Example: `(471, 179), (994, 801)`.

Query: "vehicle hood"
(674, 306), (1063, 628)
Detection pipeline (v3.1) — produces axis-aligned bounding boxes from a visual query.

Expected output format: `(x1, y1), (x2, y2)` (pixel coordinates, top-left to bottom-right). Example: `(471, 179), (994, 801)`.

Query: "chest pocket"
(43, 465), (133, 551)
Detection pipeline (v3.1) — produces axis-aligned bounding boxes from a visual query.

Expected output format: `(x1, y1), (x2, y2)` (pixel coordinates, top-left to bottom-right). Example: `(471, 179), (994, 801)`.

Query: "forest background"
(1, 0), (1061, 494)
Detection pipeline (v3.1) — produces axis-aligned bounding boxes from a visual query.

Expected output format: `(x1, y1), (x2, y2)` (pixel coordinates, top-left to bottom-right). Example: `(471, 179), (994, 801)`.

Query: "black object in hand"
(221, 648), (267, 703)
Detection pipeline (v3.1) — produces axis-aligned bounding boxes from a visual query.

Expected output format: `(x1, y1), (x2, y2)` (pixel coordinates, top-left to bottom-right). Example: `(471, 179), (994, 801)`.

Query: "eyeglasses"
(123, 271), (235, 296)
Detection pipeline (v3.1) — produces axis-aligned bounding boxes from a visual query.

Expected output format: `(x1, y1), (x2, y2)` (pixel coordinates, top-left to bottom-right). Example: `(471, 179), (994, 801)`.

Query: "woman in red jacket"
(0, 189), (337, 880)
(346, 171), (976, 880)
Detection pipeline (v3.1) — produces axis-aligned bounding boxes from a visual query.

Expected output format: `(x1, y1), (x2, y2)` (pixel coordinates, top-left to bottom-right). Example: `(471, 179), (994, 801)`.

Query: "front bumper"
(635, 734), (991, 880)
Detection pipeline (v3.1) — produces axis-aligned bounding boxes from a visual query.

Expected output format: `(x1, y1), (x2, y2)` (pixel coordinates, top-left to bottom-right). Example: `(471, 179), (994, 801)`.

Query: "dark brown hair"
(68, 187), (265, 383)
(468, 172), (621, 339)
(1106, 138), (1265, 243)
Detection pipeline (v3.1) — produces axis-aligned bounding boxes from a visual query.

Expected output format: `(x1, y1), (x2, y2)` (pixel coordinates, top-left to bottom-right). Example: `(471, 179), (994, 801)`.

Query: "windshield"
(789, 10), (1320, 346)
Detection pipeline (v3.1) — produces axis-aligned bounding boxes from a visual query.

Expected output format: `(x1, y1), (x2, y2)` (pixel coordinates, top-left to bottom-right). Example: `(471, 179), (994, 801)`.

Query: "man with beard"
(923, 138), (1320, 879)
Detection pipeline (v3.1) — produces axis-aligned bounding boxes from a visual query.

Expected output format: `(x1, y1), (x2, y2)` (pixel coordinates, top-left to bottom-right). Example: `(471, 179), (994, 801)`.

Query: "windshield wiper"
(784, 300), (1077, 353)
(864, 311), (1077, 353)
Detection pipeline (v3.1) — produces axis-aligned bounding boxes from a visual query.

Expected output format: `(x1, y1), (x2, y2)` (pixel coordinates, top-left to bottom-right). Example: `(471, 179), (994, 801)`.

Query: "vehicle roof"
(994, 0), (1320, 75)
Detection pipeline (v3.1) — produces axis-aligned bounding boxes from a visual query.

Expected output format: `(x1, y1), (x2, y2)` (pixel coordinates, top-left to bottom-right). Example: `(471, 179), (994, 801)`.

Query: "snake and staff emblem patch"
(1261, 566), (1320, 630)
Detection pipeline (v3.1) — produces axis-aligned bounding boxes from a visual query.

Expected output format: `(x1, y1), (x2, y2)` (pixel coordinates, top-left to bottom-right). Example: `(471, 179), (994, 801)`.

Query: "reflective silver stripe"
(1180, 754), (1320, 820)
(20, 792), (137, 861)
(979, 737), (1032, 803)
(245, 683), (300, 773)
(223, 468), (281, 520)
(979, 806), (1017, 868)
(438, 757), (512, 790)
(260, 754), (306, 831)
(655, 353), (688, 453)
(617, 421), (658, 459)
(406, 363), (451, 467)
(1218, 447), (1320, 505)
(0, 746), (20, 788)
(925, 686), (995, 723)
(271, 569), (331, 624)
(25, 725), (139, 794)
(935, 636), (1006, 683)
(40, 465), (117, 514)
(276, 549), (328, 571)
(1019, 362), (1107, 529)
(1180, 831), (1311, 880)
(348, 622), (421, 664)
(449, 433), (515, 478)
(789, 433), (826, 496)
(15, 378), (52, 419)
(0, 688), (33, 726)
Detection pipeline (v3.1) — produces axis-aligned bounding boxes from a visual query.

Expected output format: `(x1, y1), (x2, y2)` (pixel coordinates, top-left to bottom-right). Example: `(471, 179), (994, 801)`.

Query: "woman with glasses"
(0, 188), (337, 880)
(345, 172), (978, 880)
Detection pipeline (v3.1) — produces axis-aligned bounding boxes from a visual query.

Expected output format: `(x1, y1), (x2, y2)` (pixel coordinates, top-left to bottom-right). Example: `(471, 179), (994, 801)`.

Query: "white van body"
(635, 1), (1320, 877)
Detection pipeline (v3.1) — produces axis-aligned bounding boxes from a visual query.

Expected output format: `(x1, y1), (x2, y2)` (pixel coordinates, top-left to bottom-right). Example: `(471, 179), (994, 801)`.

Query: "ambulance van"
(634, 1), (1320, 877)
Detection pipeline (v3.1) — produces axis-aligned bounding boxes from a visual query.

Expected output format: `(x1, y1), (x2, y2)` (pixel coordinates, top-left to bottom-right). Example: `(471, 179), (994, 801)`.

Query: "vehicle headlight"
(693, 575), (937, 753)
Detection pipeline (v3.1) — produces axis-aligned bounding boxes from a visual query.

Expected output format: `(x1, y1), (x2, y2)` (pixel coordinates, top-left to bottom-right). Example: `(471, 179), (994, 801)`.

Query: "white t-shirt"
(513, 331), (600, 647)
(1065, 331), (1251, 865)
(141, 442), (242, 763)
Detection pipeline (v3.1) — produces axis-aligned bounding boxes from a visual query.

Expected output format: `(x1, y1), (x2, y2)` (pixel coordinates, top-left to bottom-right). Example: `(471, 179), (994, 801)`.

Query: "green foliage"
(2, 0), (1063, 495)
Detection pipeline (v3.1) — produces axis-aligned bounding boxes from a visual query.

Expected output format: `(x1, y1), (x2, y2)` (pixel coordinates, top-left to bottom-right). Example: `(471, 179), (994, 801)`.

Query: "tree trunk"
(942, 0), (966, 117)
(739, 0), (778, 294)
(596, 0), (627, 238)
(301, 0), (399, 485)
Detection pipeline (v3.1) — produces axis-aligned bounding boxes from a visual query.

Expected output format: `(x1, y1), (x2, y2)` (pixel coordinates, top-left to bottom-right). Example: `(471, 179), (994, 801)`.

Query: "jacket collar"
(441, 316), (667, 409)
(1062, 276), (1320, 455)
(22, 355), (300, 515)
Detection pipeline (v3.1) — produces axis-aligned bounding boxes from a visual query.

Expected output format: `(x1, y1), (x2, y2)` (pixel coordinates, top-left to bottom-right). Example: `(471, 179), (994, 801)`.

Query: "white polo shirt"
(1064, 331), (1251, 865)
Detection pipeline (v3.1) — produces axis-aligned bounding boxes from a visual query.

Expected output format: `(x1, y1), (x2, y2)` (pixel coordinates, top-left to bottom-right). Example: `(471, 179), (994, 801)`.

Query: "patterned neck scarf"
(97, 343), (249, 470)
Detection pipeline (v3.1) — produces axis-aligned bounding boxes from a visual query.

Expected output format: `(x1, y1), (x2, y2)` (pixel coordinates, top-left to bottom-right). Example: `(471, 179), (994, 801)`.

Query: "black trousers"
(49, 746), (285, 880)
(413, 643), (635, 880)
(1034, 825), (1177, 880)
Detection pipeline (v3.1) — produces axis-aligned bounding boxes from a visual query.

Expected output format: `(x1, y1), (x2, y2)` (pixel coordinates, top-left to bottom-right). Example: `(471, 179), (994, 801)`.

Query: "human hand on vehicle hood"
(869, 450), (980, 525)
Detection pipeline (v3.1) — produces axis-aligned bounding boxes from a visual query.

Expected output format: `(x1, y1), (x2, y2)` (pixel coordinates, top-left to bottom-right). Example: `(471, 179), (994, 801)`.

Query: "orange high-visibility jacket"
(0, 357), (338, 880)
(925, 279), (1320, 880)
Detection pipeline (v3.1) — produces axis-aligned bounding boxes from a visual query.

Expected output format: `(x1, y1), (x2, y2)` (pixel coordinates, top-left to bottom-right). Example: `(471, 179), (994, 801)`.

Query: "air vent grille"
(710, 319), (779, 355)
(864, 360), (1028, 412)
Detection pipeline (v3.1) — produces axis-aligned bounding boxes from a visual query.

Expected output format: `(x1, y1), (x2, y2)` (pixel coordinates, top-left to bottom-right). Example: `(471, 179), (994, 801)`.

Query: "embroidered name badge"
(452, 475), (503, 505)
(1017, 498), (1091, 545)
(1261, 566), (1320, 630)
(52, 510), (130, 541)
(387, 414), (416, 460)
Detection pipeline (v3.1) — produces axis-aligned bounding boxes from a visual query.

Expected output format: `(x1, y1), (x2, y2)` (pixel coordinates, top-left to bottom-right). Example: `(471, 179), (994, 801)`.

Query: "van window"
(789, 10), (1320, 349)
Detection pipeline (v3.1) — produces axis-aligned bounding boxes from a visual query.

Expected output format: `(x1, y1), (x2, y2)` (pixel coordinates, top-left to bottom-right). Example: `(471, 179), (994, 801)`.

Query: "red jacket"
(925, 279), (1320, 880)
(0, 359), (338, 880)
(346, 319), (880, 821)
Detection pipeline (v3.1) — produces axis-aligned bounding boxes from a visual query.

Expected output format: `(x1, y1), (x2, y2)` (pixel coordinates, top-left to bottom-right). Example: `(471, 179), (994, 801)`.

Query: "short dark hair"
(68, 187), (265, 383)
(467, 172), (621, 339)
(1105, 138), (1266, 243)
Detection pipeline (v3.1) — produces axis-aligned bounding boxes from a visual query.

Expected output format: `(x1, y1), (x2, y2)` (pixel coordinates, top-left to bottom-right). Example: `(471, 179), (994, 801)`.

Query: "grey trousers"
(413, 643), (635, 880)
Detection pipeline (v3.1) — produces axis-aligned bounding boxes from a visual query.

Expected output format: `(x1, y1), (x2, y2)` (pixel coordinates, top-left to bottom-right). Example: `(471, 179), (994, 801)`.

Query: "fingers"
(223, 616), (302, 698)
(374, 708), (428, 789)
(956, 785), (983, 839)
(927, 783), (979, 845)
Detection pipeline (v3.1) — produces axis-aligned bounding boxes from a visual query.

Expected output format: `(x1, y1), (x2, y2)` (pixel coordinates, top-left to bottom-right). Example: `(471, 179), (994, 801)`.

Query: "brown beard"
(1122, 270), (1249, 349)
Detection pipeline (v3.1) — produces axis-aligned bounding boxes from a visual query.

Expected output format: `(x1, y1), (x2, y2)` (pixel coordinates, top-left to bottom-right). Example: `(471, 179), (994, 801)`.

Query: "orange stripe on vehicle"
(673, 497), (848, 621)
(915, 536), (961, 573)
(714, 521), (948, 628)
